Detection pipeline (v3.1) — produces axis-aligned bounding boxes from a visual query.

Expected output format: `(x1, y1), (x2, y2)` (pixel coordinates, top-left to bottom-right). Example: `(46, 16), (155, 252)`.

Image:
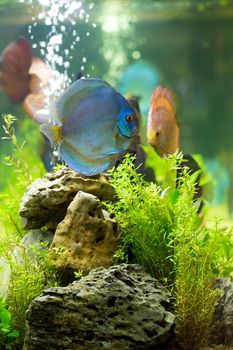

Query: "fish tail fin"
(40, 123), (62, 148)
(151, 85), (176, 116)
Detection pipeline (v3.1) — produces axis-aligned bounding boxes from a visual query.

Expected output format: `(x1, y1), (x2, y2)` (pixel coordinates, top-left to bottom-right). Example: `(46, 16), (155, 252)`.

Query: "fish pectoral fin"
(40, 123), (61, 148)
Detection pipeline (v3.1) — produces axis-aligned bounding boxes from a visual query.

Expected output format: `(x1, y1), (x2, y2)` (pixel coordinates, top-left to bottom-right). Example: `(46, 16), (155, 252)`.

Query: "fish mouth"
(115, 126), (135, 140)
(120, 132), (134, 139)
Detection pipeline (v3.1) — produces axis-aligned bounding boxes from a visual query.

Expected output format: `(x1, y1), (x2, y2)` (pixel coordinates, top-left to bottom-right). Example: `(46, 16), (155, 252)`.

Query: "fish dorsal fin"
(151, 85), (176, 117)
(56, 78), (111, 120)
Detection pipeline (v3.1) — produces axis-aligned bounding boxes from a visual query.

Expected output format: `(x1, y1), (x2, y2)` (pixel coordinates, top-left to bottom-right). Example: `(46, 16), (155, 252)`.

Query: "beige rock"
(50, 191), (120, 276)
(19, 167), (114, 230)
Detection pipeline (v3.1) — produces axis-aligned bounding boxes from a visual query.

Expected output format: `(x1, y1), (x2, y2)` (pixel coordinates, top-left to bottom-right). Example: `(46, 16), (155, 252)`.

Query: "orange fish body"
(147, 85), (180, 157)
(147, 85), (204, 214)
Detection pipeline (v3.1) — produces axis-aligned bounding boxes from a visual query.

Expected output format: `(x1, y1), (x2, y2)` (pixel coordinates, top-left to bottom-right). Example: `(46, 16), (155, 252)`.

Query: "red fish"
(0, 37), (50, 120)
(0, 37), (32, 103)
(147, 85), (180, 157)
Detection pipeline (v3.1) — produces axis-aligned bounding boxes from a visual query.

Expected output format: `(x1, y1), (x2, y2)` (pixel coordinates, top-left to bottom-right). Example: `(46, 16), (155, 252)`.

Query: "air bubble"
(26, 0), (95, 108)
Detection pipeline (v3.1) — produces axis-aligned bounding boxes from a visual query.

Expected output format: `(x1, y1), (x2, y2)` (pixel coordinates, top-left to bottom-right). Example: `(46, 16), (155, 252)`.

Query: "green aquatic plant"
(74, 270), (84, 280)
(1, 114), (32, 186)
(0, 239), (61, 346)
(0, 114), (45, 237)
(105, 153), (232, 349)
(0, 114), (57, 348)
(171, 166), (223, 349)
(106, 154), (175, 281)
(0, 297), (19, 350)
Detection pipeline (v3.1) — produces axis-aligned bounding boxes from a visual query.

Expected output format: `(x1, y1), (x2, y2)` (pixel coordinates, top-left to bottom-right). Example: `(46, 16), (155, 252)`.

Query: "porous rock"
(23, 264), (175, 350)
(50, 191), (120, 276)
(209, 278), (233, 346)
(19, 167), (114, 230)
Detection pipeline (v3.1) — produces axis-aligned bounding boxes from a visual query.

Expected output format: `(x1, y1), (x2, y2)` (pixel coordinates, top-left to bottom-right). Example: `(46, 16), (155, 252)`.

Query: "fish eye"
(156, 131), (160, 137)
(125, 115), (134, 122)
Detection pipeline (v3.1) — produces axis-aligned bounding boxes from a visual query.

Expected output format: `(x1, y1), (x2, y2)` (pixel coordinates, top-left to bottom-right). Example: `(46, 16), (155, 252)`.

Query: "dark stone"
(23, 264), (175, 350)
(209, 277), (233, 346)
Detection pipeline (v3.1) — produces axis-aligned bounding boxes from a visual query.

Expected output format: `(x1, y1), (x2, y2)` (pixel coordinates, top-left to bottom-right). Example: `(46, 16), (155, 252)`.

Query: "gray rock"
(19, 167), (114, 230)
(13, 229), (54, 264)
(23, 264), (175, 350)
(50, 191), (120, 277)
(209, 277), (233, 346)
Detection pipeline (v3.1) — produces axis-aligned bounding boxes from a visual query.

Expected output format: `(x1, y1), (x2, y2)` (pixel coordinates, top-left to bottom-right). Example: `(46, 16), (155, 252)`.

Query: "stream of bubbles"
(20, 0), (95, 113)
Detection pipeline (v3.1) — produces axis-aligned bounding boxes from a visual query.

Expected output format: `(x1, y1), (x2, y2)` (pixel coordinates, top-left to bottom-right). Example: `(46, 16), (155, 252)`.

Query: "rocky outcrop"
(50, 191), (120, 277)
(19, 167), (114, 230)
(18, 168), (119, 282)
(209, 278), (233, 346)
(23, 264), (175, 350)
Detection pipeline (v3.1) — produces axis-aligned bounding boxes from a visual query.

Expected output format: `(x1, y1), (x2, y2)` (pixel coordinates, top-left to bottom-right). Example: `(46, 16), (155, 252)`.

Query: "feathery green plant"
(171, 166), (224, 349)
(0, 238), (61, 346)
(0, 114), (45, 237)
(0, 114), (58, 348)
(0, 229), (62, 346)
(105, 153), (232, 349)
(0, 297), (19, 350)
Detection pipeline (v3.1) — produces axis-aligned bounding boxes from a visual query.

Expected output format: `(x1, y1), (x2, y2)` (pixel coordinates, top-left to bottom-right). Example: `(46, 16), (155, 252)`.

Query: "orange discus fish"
(147, 85), (204, 213)
(147, 85), (180, 157)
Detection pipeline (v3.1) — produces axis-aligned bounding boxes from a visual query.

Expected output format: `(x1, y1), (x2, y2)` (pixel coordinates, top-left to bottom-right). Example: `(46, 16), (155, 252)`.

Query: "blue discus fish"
(40, 78), (139, 176)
